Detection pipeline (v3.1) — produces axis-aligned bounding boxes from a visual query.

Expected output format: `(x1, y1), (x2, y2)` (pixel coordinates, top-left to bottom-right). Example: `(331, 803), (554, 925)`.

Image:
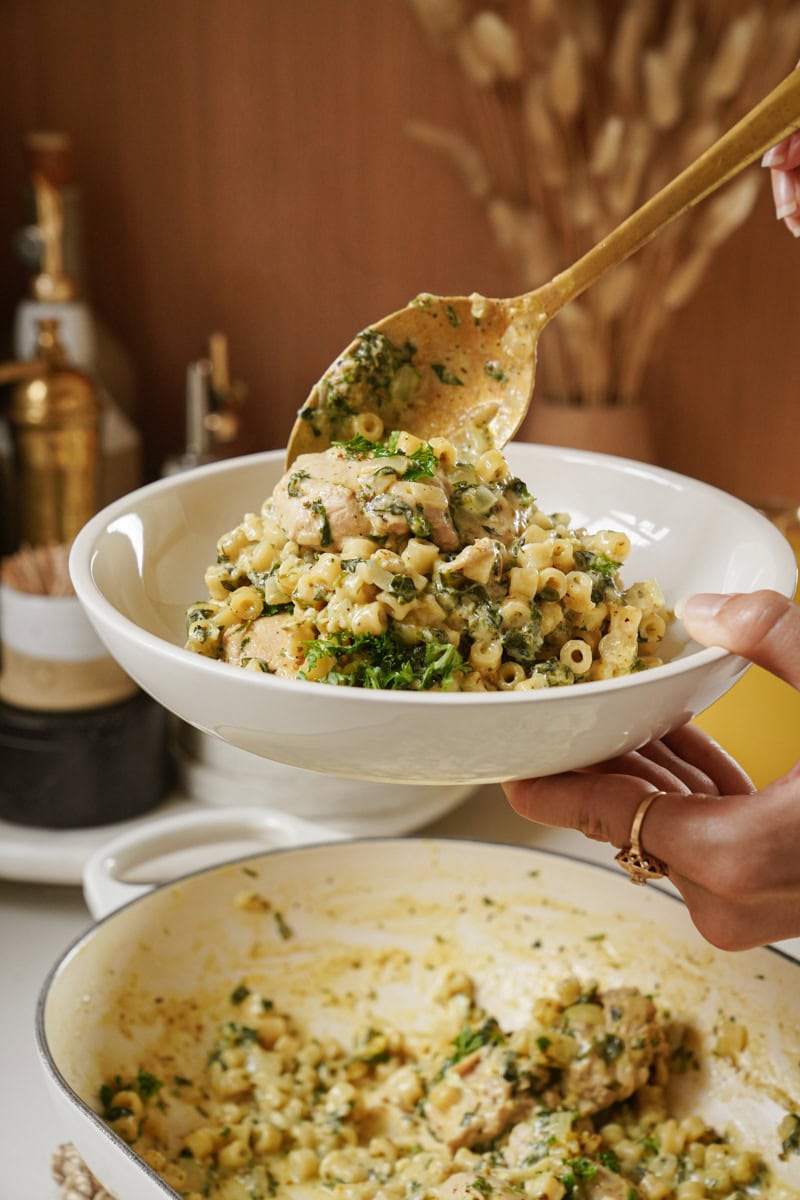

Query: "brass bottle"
(3, 318), (101, 545)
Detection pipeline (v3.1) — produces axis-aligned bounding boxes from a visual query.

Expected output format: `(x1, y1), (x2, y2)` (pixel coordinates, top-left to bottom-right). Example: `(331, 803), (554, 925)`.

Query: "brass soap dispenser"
(0, 317), (101, 545)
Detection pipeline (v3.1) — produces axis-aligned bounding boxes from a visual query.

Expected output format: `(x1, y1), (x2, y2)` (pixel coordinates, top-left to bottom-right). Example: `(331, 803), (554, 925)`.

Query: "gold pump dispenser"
(29, 169), (76, 303)
(0, 318), (101, 545)
(7, 132), (144, 516)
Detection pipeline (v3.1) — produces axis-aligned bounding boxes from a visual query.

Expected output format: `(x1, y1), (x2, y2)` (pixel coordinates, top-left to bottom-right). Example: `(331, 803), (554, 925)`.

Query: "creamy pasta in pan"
(185, 431), (670, 691)
(100, 971), (792, 1200)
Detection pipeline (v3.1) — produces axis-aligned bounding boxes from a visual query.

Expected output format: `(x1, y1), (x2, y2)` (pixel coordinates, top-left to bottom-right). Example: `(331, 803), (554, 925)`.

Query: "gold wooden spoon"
(287, 69), (800, 465)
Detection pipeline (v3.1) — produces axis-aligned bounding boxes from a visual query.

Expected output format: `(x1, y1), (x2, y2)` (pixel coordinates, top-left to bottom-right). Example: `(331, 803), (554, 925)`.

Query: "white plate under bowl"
(173, 721), (477, 832)
(0, 780), (473, 885)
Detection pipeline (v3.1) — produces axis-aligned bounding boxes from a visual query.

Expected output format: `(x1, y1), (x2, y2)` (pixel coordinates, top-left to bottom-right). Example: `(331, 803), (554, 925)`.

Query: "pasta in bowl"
(185, 432), (671, 693)
(69, 442), (797, 784)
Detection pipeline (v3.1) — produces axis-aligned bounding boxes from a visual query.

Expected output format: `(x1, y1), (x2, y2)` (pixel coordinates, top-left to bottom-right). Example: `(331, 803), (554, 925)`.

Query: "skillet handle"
(82, 805), (346, 919)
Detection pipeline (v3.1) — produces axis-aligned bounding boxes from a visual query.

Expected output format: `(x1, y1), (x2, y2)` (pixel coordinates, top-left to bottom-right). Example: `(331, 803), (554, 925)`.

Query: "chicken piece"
(272, 448), (459, 552)
(272, 452), (374, 550)
(546, 987), (666, 1115)
(222, 614), (297, 676)
(504, 1115), (633, 1198)
(424, 1046), (533, 1152)
(581, 1164), (633, 1200)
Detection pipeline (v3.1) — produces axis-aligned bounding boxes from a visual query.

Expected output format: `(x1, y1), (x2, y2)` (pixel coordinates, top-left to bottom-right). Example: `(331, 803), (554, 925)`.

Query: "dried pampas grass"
(405, 0), (800, 408)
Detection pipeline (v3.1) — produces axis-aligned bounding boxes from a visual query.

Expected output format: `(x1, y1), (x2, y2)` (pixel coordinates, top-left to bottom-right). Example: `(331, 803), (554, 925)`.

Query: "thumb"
(678, 590), (800, 690)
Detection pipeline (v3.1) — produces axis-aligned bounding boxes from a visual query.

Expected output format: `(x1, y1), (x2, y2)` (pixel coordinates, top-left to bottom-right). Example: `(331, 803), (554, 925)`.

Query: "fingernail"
(772, 170), (799, 220)
(777, 201), (800, 221)
(786, 130), (800, 168)
(762, 144), (786, 168)
(786, 214), (800, 238)
(674, 593), (727, 622)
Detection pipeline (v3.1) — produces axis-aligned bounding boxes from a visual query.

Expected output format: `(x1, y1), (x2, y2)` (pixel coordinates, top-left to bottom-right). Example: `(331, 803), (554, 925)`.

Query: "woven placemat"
(52, 1144), (115, 1200)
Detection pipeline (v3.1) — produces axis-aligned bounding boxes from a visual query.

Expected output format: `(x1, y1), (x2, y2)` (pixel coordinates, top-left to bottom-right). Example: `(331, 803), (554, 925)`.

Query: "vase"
(519, 398), (655, 464)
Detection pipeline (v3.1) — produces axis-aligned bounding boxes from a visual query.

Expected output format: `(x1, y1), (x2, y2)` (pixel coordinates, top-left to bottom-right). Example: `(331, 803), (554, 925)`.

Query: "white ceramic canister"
(0, 582), (136, 711)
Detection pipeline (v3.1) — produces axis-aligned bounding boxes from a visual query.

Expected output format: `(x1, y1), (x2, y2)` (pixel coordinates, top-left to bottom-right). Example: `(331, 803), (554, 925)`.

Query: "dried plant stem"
(406, 0), (800, 411)
(404, 120), (491, 198)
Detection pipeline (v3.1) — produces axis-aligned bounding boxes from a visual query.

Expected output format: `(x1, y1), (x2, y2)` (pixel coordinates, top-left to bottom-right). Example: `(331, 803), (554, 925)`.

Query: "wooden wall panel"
(0, 0), (798, 507)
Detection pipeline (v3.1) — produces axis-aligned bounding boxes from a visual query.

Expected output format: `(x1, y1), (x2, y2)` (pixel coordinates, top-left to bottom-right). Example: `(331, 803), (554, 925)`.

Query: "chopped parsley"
(390, 573), (418, 602)
(598, 1033), (625, 1063)
(216, 1022), (260, 1048)
(502, 615), (543, 666)
(599, 1148), (621, 1173)
(431, 362), (464, 386)
(286, 469), (310, 497)
(322, 329), (419, 420)
(99, 1069), (163, 1120)
(300, 629), (468, 690)
(135, 1069), (164, 1100)
(468, 1177), (493, 1196)
(274, 911), (292, 940)
(99, 1090), (134, 1122)
(310, 499), (332, 546)
(592, 553), (621, 576)
(574, 548), (622, 599)
(438, 1017), (505, 1077)
(366, 494), (432, 538)
(335, 431), (439, 480)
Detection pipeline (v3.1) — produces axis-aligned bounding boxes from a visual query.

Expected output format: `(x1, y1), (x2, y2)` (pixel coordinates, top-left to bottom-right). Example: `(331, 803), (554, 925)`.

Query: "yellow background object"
(693, 508), (800, 787)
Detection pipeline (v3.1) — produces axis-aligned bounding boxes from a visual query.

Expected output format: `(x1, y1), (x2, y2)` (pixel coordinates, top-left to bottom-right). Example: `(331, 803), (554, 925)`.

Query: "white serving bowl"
(69, 444), (797, 785)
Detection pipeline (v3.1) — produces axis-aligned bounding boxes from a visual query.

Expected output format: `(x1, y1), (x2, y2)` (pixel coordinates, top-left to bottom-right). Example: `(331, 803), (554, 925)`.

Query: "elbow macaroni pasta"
(185, 431), (671, 691)
(102, 971), (782, 1200)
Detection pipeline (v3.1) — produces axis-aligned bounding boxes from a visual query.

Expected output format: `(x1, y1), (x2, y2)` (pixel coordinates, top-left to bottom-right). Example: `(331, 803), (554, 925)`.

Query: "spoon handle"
(530, 67), (800, 320)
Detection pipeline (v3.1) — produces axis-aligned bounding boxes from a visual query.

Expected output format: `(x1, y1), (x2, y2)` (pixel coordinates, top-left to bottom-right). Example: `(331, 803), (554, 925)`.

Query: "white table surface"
(3, 784), (797, 1199)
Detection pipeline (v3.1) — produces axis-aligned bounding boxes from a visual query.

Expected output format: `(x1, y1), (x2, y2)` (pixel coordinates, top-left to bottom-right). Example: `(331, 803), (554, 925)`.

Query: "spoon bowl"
(285, 291), (534, 461)
(288, 68), (800, 465)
